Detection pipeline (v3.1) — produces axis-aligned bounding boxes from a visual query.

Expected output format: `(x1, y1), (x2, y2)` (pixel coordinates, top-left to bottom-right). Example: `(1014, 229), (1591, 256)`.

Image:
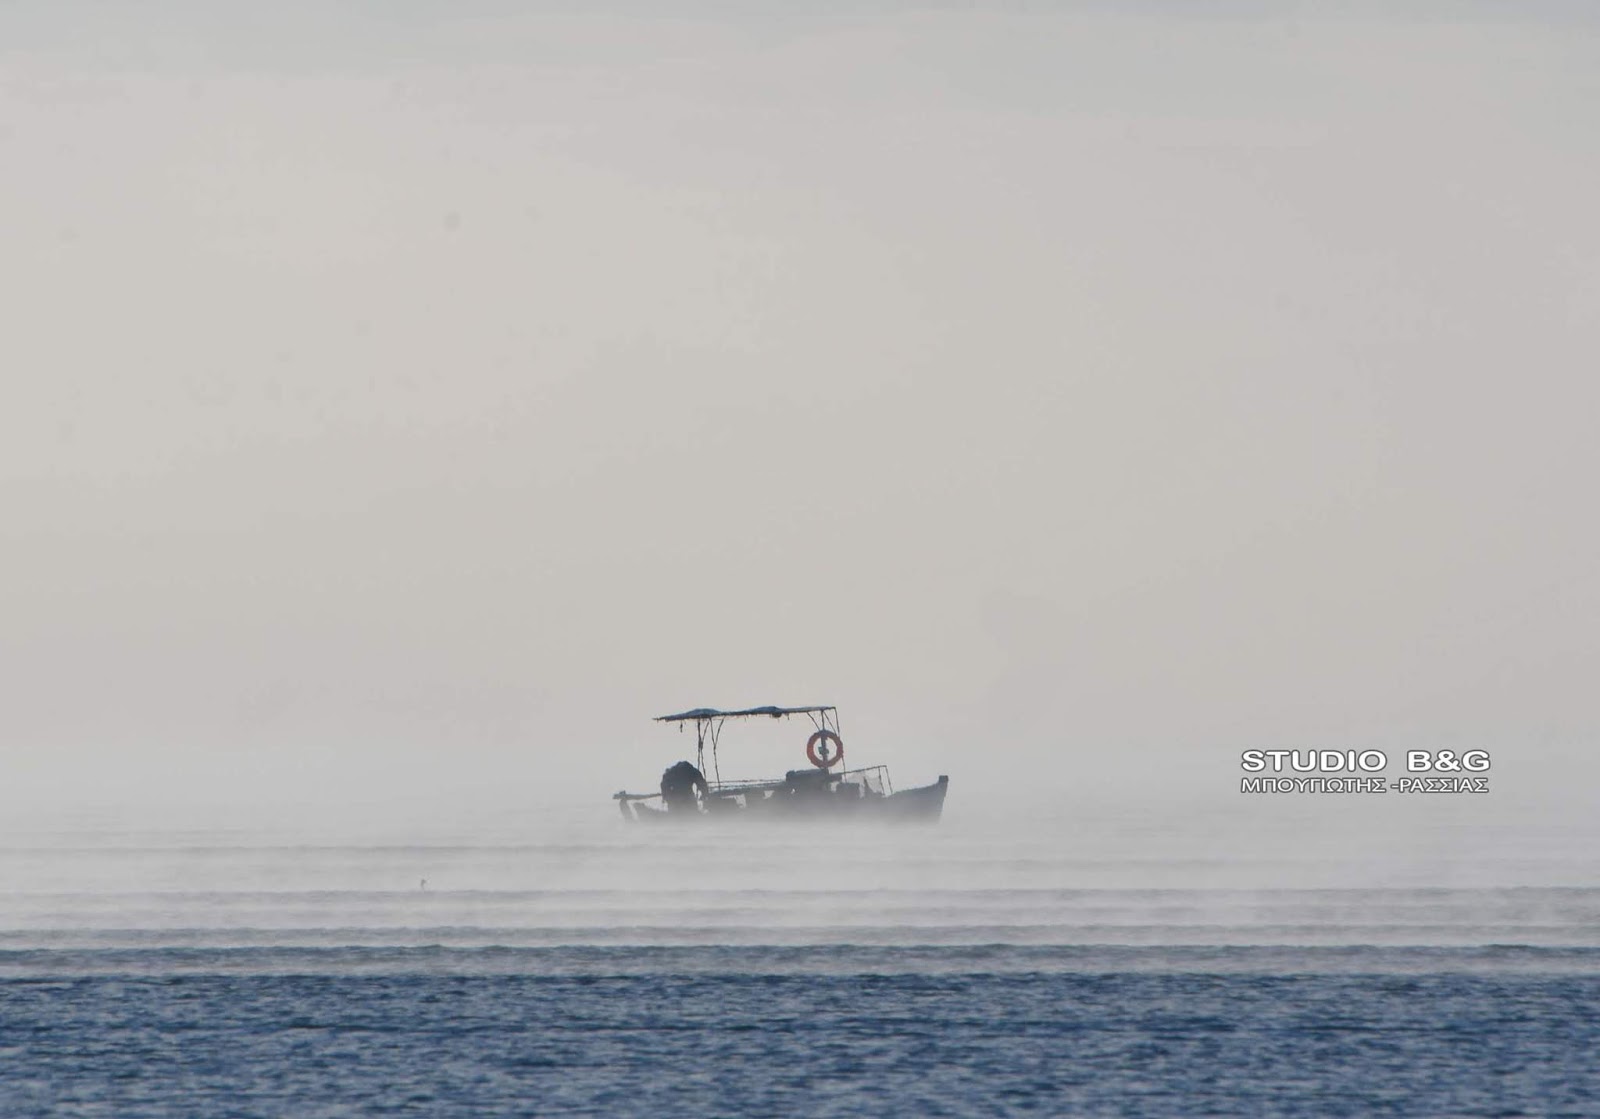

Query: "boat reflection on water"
(613, 705), (948, 824)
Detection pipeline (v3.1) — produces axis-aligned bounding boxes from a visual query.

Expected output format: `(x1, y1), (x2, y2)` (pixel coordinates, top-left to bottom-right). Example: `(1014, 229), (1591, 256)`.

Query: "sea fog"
(6, 773), (1599, 1116)
(5, 783), (1598, 968)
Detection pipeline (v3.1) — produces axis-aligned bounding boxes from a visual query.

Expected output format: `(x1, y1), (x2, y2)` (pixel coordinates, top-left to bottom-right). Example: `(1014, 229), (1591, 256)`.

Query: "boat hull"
(619, 775), (948, 824)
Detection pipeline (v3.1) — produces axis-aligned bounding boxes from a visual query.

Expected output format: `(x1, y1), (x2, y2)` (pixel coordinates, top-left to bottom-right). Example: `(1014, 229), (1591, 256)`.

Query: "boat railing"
(710, 764), (893, 798)
(838, 764), (893, 797)
(615, 765), (898, 805)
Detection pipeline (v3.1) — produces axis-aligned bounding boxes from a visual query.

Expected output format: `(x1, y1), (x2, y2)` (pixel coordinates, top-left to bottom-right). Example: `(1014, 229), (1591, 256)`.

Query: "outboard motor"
(660, 760), (709, 814)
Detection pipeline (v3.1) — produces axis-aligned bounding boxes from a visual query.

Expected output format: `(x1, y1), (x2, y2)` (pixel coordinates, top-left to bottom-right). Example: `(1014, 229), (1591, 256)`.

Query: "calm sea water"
(3, 809), (1598, 1116)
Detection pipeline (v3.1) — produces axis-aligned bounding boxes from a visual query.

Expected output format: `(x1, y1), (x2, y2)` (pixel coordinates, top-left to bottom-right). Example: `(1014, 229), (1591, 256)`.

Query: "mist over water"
(5, 782), (1599, 1116)
(6, 788), (1599, 963)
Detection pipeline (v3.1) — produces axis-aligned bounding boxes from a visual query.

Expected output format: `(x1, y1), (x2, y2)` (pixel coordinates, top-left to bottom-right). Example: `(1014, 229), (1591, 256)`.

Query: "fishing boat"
(613, 705), (948, 823)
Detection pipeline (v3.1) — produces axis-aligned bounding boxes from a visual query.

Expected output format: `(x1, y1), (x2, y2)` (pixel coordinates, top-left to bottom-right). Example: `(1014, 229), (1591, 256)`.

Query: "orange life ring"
(806, 730), (844, 769)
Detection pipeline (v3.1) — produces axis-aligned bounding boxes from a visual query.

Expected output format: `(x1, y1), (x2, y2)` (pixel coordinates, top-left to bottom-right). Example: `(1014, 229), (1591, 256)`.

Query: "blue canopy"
(655, 705), (834, 722)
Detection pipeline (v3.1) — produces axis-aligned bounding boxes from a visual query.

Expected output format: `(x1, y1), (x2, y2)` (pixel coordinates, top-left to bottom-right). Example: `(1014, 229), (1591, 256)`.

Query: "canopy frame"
(654, 705), (840, 786)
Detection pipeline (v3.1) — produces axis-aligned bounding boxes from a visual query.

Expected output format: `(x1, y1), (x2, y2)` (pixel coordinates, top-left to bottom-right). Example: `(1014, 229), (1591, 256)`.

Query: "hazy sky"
(3, 2), (1596, 821)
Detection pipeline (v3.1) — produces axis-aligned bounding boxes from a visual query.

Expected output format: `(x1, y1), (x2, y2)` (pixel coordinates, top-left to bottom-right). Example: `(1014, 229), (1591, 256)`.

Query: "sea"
(3, 799), (1598, 1117)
